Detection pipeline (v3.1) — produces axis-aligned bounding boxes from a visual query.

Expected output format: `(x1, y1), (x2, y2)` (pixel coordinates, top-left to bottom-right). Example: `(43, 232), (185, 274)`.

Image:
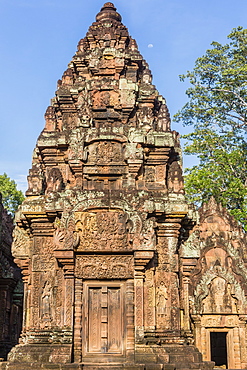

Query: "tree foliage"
(174, 27), (247, 228)
(0, 173), (25, 215)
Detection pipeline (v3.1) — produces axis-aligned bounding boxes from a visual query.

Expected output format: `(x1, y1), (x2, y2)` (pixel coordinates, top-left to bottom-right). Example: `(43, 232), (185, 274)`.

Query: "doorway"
(210, 332), (228, 368)
(84, 282), (125, 356)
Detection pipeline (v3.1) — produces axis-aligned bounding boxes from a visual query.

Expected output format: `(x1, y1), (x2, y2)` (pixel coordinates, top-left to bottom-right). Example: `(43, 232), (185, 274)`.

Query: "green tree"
(174, 27), (247, 228)
(0, 173), (25, 215)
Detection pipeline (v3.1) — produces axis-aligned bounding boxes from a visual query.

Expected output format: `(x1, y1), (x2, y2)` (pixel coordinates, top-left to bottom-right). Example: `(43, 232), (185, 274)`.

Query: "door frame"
(82, 280), (126, 360)
(206, 328), (234, 369)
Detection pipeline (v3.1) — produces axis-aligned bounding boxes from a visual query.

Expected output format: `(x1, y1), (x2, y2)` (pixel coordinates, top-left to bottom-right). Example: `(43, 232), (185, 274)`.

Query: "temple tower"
(6, 3), (214, 369)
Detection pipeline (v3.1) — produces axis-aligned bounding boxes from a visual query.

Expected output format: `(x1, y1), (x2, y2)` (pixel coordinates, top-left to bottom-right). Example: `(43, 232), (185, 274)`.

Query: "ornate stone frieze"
(75, 255), (134, 279)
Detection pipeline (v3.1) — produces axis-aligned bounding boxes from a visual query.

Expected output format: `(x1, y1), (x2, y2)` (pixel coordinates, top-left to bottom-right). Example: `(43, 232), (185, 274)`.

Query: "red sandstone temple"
(1, 3), (247, 369)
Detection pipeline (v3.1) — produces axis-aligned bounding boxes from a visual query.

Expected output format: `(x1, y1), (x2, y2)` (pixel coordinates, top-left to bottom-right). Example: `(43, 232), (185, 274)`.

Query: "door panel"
(88, 287), (101, 352)
(85, 283), (124, 355)
(108, 288), (121, 353)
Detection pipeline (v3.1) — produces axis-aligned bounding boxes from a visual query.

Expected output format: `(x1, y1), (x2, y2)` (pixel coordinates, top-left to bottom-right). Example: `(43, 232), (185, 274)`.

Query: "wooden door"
(84, 282), (124, 356)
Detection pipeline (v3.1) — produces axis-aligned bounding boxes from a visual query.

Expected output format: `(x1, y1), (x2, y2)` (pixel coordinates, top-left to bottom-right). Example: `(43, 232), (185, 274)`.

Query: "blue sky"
(0, 0), (246, 192)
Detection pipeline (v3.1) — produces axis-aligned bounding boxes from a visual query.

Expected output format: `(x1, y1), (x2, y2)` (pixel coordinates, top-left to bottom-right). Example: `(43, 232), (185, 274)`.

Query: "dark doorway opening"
(210, 332), (228, 368)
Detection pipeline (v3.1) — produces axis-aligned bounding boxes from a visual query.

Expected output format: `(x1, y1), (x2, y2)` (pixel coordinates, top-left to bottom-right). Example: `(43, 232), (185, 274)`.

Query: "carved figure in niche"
(44, 106), (57, 131)
(46, 168), (64, 194)
(92, 90), (119, 109)
(202, 277), (225, 313)
(202, 277), (238, 314)
(145, 166), (155, 182)
(12, 226), (30, 258)
(40, 280), (53, 327)
(26, 154), (44, 195)
(141, 218), (156, 249)
(62, 68), (73, 86)
(155, 104), (171, 132)
(156, 165), (166, 183)
(27, 174), (43, 195)
(76, 90), (92, 127)
(63, 113), (78, 130)
(224, 283), (238, 313)
(127, 214), (142, 247)
(137, 106), (154, 130)
(101, 91), (110, 106)
(167, 161), (184, 193)
(96, 141), (122, 163)
(67, 130), (84, 161)
(156, 281), (168, 326)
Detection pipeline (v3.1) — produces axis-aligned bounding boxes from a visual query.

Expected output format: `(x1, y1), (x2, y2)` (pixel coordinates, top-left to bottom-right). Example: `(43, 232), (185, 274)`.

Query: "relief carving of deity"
(40, 280), (53, 328)
(75, 211), (129, 251)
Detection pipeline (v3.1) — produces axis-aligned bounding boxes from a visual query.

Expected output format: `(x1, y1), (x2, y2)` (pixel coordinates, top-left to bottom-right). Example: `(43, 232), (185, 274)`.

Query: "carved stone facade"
(0, 195), (23, 360)
(3, 2), (244, 370)
(181, 198), (247, 369)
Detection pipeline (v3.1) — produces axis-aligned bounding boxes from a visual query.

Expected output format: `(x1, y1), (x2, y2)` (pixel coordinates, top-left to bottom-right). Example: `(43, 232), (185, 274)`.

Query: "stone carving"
(12, 226), (30, 258)
(40, 280), (53, 327)
(76, 89), (92, 127)
(46, 167), (64, 193)
(92, 90), (120, 109)
(202, 277), (238, 314)
(167, 160), (184, 194)
(0, 197), (23, 359)
(155, 103), (171, 132)
(156, 281), (168, 321)
(75, 211), (129, 251)
(85, 140), (124, 165)
(45, 106), (57, 131)
(141, 218), (156, 250)
(137, 106), (154, 129)
(96, 141), (122, 163)
(7, 3), (216, 370)
(75, 255), (134, 279)
(53, 216), (78, 250)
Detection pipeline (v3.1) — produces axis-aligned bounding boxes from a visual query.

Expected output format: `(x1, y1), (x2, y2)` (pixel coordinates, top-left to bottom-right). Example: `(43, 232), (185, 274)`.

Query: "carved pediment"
(74, 210), (130, 251)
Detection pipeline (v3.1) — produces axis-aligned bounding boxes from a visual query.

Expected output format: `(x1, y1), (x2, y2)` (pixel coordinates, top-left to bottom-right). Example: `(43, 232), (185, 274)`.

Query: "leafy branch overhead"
(174, 27), (247, 228)
(0, 173), (25, 215)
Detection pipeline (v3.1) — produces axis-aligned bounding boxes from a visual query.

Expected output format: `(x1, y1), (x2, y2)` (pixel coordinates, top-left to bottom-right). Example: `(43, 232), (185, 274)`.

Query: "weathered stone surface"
(0, 194), (23, 360)
(6, 3), (215, 370)
(181, 197), (247, 368)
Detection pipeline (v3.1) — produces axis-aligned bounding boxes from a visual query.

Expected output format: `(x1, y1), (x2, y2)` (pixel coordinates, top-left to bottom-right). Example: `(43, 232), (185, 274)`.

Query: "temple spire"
(96, 2), (122, 23)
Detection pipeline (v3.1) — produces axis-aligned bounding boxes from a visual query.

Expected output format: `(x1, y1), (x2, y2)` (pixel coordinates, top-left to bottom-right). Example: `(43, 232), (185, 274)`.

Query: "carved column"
(134, 251), (154, 342)
(54, 250), (75, 329)
(192, 315), (202, 354)
(126, 279), (135, 359)
(144, 267), (156, 331)
(182, 276), (190, 332)
(74, 278), (83, 362)
(14, 259), (30, 340)
(156, 219), (182, 332)
(239, 316), (247, 367)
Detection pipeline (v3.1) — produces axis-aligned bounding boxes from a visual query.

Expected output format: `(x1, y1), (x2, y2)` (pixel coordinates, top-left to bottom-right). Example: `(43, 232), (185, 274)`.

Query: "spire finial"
(96, 2), (122, 22)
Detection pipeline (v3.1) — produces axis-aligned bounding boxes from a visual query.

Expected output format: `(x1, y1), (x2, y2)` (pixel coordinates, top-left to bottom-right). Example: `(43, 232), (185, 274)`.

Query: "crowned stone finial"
(96, 2), (122, 22)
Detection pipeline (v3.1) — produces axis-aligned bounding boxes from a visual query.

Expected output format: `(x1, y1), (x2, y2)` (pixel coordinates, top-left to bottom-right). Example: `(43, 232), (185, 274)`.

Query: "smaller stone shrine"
(181, 198), (247, 369)
(0, 194), (23, 360)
